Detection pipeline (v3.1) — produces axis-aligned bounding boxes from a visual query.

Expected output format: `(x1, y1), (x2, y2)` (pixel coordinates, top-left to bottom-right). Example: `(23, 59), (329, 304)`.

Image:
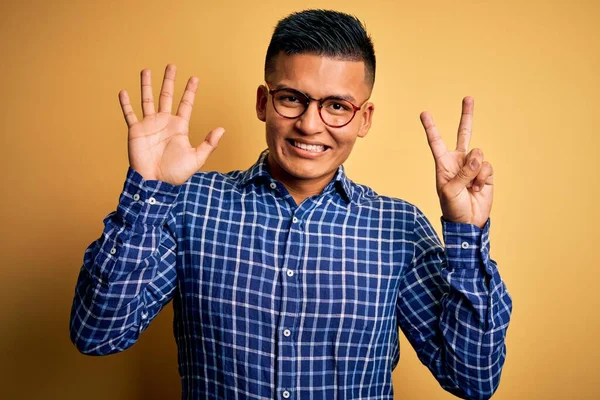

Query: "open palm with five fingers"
(420, 97), (493, 229)
(119, 64), (224, 186)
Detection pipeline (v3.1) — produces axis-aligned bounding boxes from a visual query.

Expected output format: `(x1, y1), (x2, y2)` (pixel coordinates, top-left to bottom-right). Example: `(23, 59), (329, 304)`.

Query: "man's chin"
(269, 151), (337, 182)
(283, 163), (336, 182)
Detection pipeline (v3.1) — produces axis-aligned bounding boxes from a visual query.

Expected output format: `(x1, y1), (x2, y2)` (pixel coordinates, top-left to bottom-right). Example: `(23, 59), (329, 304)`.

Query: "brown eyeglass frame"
(266, 84), (367, 128)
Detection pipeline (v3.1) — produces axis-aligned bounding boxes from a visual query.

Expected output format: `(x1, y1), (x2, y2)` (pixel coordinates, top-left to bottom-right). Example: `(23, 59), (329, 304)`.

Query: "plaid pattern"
(70, 150), (511, 400)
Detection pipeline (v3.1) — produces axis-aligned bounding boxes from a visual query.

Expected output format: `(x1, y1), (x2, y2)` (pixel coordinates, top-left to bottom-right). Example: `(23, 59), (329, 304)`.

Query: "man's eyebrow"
(326, 94), (357, 103)
(269, 83), (290, 91)
(271, 84), (357, 103)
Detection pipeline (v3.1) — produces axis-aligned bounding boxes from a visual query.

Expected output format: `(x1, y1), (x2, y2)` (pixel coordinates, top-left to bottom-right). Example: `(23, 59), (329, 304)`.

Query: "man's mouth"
(288, 140), (328, 153)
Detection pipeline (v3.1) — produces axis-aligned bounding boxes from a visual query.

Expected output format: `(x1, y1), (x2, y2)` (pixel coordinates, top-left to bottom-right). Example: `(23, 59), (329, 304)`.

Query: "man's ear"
(357, 102), (375, 138)
(256, 85), (268, 122)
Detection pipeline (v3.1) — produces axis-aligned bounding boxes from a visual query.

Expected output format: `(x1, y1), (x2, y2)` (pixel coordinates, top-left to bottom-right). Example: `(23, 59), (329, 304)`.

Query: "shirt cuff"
(441, 217), (492, 270)
(116, 167), (181, 226)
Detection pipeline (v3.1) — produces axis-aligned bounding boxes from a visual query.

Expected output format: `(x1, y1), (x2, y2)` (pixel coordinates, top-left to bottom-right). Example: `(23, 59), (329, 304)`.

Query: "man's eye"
(282, 96), (299, 102)
(328, 101), (351, 111)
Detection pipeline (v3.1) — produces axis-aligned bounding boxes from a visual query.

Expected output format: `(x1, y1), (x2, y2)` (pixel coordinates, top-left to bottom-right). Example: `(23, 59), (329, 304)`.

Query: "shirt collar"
(240, 149), (355, 204)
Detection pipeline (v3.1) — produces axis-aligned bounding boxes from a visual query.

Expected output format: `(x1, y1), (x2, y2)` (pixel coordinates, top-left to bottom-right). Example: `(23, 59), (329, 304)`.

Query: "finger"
(420, 111), (447, 162)
(158, 64), (177, 114)
(176, 76), (199, 121)
(443, 148), (483, 198)
(118, 90), (138, 127)
(456, 96), (474, 153)
(472, 161), (494, 192)
(140, 69), (155, 117)
(196, 127), (225, 167)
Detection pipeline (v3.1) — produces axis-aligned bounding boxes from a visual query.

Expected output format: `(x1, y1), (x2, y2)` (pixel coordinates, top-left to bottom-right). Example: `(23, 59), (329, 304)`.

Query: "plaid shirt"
(70, 150), (512, 400)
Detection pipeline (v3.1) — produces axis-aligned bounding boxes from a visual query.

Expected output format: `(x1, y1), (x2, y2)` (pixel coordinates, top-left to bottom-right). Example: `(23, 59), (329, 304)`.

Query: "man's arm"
(70, 64), (224, 355)
(69, 168), (181, 355)
(396, 96), (511, 398)
(397, 208), (512, 400)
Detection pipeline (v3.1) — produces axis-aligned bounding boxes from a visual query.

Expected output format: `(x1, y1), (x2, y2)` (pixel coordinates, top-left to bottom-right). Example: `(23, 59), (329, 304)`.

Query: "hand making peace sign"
(420, 97), (493, 229)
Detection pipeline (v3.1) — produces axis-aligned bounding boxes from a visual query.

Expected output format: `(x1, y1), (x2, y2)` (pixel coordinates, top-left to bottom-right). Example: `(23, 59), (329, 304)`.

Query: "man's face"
(256, 53), (374, 185)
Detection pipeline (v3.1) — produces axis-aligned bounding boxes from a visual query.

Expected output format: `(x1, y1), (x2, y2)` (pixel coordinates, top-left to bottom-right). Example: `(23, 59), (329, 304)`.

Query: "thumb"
(443, 149), (482, 198)
(195, 127), (225, 167)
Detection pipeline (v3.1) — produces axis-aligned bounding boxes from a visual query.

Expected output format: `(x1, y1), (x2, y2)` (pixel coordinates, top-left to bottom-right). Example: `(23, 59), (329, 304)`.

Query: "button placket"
(276, 211), (303, 398)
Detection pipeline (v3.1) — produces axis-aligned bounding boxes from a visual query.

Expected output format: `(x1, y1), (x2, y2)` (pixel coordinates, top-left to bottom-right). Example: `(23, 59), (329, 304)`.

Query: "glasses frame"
(266, 83), (367, 128)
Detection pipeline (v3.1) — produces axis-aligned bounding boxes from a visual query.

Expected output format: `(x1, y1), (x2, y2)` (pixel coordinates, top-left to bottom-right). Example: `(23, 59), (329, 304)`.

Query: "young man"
(70, 9), (512, 400)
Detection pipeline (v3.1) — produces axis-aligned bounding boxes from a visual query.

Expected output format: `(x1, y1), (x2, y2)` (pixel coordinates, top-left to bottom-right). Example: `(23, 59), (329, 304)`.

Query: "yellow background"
(1, 0), (598, 399)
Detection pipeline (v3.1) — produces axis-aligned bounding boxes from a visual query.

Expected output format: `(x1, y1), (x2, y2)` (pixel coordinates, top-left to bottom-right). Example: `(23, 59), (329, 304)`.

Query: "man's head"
(256, 9), (376, 193)
(264, 9), (376, 89)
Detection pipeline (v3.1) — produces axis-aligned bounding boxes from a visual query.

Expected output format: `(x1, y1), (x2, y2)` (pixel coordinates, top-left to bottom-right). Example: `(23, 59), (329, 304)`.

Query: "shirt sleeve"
(69, 168), (181, 356)
(396, 207), (512, 400)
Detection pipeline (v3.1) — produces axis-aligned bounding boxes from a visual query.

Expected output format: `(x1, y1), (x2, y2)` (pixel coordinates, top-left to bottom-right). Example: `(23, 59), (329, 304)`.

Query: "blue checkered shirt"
(70, 150), (512, 400)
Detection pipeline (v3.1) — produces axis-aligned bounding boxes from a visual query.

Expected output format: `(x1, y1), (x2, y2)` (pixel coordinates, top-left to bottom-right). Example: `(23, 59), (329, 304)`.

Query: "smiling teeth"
(293, 141), (325, 152)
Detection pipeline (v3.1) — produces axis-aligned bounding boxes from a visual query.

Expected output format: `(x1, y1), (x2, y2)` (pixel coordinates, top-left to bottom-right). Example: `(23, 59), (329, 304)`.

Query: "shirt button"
(133, 193), (140, 201)
(292, 217), (299, 223)
(109, 247), (117, 255)
(461, 241), (469, 249)
(141, 312), (148, 320)
(283, 329), (291, 337)
(286, 269), (294, 277)
(282, 390), (291, 399)
(270, 182), (277, 189)
(148, 197), (156, 205)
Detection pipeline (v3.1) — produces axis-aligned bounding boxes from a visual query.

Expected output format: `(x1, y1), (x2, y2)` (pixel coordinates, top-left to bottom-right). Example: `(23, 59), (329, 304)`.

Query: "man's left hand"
(420, 96), (493, 229)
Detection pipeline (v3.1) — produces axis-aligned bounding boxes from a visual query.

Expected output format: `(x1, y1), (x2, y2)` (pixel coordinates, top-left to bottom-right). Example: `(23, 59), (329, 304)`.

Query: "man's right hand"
(118, 64), (225, 185)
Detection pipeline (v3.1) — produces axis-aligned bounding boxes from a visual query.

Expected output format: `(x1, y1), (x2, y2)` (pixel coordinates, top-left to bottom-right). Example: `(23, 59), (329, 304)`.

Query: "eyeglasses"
(266, 84), (367, 128)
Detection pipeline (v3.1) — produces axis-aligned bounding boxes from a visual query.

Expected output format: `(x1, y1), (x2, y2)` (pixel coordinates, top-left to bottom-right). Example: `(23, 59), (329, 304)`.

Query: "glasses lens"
(272, 89), (308, 118)
(321, 98), (355, 127)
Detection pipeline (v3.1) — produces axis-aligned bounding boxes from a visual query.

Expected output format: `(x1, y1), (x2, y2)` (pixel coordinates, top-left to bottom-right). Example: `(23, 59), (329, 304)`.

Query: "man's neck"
(267, 155), (335, 206)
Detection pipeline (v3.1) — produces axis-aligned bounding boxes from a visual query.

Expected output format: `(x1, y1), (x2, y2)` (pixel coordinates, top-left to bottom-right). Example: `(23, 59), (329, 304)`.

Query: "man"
(70, 9), (512, 400)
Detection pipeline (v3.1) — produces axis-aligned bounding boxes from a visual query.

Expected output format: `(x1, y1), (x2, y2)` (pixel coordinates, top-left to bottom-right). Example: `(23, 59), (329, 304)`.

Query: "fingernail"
(473, 185), (480, 192)
(470, 160), (479, 170)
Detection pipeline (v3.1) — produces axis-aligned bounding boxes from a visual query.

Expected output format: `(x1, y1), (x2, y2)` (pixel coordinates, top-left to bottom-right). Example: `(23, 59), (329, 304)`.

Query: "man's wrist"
(117, 167), (181, 226)
(441, 217), (491, 269)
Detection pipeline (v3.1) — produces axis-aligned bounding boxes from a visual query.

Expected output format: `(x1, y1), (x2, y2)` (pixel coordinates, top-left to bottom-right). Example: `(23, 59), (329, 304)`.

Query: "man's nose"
(295, 101), (325, 135)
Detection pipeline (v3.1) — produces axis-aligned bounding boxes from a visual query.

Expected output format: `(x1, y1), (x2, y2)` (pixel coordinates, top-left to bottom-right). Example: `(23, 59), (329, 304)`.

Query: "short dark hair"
(265, 9), (376, 88)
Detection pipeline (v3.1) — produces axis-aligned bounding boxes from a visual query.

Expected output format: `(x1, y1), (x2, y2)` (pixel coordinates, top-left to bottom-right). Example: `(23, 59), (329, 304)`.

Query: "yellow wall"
(1, 0), (598, 398)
